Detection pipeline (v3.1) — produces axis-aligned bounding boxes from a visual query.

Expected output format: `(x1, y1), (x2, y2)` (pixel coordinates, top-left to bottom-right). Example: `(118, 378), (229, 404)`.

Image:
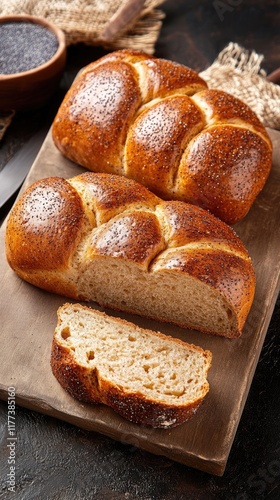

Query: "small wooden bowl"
(0, 15), (67, 111)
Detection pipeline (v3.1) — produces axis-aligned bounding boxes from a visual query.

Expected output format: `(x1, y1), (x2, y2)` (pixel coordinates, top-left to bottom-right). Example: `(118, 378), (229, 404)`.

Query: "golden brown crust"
(125, 95), (205, 197)
(5, 177), (86, 272)
(177, 125), (272, 224)
(101, 384), (205, 428)
(92, 211), (166, 270)
(53, 59), (142, 175)
(75, 49), (208, 101)
(192, 89), (272, 145)
(52, 49), (272, 225)
(69, 171), (160, 226)
(134, 54), (208, 102)
(160, 200), (247, 253)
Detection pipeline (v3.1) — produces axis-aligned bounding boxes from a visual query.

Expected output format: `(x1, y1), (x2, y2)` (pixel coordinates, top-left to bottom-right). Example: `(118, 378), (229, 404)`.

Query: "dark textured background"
(0, 1), (280, 498)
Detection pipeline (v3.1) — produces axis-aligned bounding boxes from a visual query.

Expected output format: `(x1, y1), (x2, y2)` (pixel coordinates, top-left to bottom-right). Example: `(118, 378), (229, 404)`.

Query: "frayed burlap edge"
(200, 42), (280, 130)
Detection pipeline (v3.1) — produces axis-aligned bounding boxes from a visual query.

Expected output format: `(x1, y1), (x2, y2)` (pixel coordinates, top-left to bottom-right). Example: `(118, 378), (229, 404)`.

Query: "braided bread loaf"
(52, 49), (272, 225)
(6, 172), (255, 338)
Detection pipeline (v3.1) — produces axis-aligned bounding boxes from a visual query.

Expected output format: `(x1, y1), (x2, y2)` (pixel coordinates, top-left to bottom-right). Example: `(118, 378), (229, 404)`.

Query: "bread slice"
(51, 303), (212, 428)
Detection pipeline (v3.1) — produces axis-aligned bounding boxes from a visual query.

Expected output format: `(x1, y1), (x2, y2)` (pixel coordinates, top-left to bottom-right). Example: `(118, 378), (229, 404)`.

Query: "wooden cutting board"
(0, 128), (279, 476)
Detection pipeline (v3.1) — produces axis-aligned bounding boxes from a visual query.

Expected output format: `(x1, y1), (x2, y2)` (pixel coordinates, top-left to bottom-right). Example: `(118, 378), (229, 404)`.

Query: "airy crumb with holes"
(51, 303), (212, 428)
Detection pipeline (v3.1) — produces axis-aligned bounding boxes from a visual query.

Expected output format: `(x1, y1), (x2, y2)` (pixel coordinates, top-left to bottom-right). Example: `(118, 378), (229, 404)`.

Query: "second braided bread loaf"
(6, 172), (256, 338)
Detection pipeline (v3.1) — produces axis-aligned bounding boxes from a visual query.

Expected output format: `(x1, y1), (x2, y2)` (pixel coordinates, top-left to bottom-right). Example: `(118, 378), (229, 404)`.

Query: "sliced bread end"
(51, 303), (212, 428)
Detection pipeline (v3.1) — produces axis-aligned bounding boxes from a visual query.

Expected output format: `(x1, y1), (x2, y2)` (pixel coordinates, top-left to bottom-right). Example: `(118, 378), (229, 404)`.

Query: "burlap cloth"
(0, 0), (279, 136)
(0, 0), (166, 52)
(200, 42), (280, 131)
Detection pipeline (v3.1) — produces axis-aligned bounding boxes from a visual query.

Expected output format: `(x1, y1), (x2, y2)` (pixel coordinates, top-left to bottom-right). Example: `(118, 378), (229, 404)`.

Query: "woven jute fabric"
(0, 0), (166, 53)
(200, 42), (280, 130)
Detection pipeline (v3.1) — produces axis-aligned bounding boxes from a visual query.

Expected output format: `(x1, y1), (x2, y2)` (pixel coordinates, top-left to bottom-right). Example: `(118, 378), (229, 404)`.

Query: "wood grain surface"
(0, 128), (279, 476)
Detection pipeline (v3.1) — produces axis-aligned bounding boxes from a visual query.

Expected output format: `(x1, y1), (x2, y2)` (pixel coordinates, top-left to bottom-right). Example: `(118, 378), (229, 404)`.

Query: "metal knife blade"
(0, 128), (47, 209)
